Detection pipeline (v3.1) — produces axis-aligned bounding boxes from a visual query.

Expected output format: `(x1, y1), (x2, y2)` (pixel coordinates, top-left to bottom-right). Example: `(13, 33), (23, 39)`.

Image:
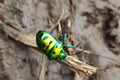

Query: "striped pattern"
(36, 31), (64, 60)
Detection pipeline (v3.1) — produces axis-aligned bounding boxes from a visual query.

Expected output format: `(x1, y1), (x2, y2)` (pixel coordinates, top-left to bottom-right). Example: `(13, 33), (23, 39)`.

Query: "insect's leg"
(59, 33), (82, 49)
(58, 33), (63, 40)
(65, 45), (77, 48)
(64, 43), (80, 49)
(58, 33), (67, 45)
(69, 43), (85, 55)
(64, 43), (85, 55)
(63, 33), (67, 45)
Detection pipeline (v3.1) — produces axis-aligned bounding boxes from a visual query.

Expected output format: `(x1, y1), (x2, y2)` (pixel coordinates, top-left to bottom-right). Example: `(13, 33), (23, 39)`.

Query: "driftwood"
(0, 20), (98, 76)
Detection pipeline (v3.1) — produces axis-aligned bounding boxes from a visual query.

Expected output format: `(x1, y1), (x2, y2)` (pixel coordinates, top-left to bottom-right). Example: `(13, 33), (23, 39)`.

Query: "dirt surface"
(0, 0), (120, 80)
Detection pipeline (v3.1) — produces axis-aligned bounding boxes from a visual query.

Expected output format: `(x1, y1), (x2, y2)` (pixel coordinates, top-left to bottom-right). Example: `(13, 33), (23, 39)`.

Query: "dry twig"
(0, 20), (98, 76)
(50, 9), (67, 33)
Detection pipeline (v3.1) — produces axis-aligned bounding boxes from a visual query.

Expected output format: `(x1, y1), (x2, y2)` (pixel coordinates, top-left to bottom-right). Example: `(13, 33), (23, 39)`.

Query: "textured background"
(0, 0), (120, 80)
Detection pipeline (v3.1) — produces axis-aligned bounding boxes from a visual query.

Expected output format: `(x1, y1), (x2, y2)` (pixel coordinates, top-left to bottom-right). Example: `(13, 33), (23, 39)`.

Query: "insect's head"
(59, 52), (67, 60)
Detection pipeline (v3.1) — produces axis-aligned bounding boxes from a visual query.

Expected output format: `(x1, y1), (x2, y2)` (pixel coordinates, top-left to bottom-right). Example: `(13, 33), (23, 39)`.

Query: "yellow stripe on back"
(41, 33), (57, 51)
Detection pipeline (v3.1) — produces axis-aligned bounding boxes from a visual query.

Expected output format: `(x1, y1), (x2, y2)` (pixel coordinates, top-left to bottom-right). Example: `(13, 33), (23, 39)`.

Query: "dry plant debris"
(0, 20), (98, 76)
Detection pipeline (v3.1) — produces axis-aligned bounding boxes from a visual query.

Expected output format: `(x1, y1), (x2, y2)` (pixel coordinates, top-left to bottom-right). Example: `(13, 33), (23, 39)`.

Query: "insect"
(36, 31), (79, 60)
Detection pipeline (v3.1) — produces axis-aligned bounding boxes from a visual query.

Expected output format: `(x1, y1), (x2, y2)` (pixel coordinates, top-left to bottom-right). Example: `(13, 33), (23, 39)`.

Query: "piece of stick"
(4, 24), (37, 47)
(64, 56), (98, 75)
(50, 9), (67, 33)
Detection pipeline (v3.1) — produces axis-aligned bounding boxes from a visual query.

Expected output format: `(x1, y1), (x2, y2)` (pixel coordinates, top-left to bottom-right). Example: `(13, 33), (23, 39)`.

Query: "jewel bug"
(36, 31), (78, 60)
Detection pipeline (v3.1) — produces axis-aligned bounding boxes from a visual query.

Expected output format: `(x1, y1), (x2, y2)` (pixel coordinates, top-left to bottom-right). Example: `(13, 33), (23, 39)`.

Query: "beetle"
(36, 31), (78, 60)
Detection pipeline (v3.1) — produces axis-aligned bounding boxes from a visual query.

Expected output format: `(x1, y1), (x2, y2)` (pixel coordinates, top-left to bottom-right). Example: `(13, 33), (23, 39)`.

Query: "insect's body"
(36, 31), (67, 60)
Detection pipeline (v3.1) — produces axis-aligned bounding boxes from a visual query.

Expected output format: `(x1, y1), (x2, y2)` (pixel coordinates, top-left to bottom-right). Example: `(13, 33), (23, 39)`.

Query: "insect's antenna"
(73, 48), (85, 55)
(67, 43), (85, 55)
